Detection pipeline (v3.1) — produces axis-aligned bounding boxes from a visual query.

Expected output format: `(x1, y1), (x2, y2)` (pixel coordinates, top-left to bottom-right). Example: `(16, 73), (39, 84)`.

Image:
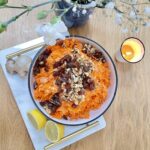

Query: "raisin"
(43, 50), (52, 58)
(56, 40), (64, 46)
(55, 78), (63, 86)
(53, 70), (60, 77)
(101, 57), (106, 63)
(51, 106), (57, 114)
(61, 77), (68, 83)
(54, 100), (61, 106)
(83, 65), (90, 72)
(40, 94), (61, 114)
(82, 48), (87, 53)
(33, 67), (40, 76)
(51, 93), (61, 106)
(89, 80), (95, 90)
(39, 61), (46, 67)
(93, 50), (103, 60)
(33, 49), (51, 76)
(65, 83), (71, 93)
(62, 55), (72, 63)
(33, 81), (38, 89)
(38, 52), (48, 62)
(59, 67), (65, 74)
(61, 72), (71, 80)
(59, 71), (70, 83)
(47, 102), (53, 109)
(72, 57), (77, 62)
(39, 101), (46, 106)
(57, 55), (71, 65)
(87, 50), (92, 56)
(63, 115), (68, 120)
(72, 103), (78, 108)
(82, 76), (95, 90)
(53, 67), (65, 77)
(78, 89), (85, 95)
(44, 65), (49, 72)
(53, 61), (62, 68)
(67, 61), (80, 68)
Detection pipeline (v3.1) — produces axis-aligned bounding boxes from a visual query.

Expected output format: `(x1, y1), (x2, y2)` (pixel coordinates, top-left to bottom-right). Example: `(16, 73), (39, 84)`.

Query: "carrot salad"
(33, 38), (111, 120)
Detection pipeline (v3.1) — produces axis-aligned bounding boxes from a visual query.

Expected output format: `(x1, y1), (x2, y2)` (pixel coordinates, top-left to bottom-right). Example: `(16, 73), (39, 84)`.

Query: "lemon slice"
(27, 109), (47, 130)
(45, 120), (64, 142)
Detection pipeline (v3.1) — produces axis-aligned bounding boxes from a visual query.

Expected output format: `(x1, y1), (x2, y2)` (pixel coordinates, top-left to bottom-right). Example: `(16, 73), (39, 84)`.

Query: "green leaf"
(0, 0), (8, 6)
(0, 23), (7, 33)
(37, 10), (48, 20)
(50, 16), (61, 25)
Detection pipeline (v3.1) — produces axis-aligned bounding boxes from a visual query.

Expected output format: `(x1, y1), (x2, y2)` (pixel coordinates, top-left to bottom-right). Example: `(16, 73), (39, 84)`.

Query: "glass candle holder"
(115, 37), (145, 63)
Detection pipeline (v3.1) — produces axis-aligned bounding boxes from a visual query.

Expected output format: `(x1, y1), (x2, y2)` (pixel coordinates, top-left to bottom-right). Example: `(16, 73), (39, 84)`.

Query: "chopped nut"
(74, 100), (79, 105)
(45, 106), (52, 114)
(73, 77), (78, 82)
(40, 77), (48, 83)
(91, 47), (95, 53)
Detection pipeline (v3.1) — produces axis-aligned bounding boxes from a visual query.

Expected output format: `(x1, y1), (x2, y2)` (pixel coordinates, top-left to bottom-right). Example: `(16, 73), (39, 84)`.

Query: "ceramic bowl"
(28, 35), (118, 126)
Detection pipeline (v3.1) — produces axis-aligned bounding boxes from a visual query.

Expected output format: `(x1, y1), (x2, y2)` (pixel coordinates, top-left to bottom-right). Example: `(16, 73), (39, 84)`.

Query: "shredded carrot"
(34, 39), (111, 119)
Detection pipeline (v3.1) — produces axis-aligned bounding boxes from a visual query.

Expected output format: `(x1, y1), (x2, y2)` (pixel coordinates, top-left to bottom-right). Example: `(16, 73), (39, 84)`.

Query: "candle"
(116, 37), (145, 63)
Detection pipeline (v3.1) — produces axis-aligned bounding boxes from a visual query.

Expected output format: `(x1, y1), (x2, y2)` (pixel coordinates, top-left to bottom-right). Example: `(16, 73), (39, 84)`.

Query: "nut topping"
(52, 48), (95, 105)
(82, 43), (107, 63)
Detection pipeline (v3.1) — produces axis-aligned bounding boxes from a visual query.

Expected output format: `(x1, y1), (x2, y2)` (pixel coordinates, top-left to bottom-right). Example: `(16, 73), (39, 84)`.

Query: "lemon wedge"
(45, 120), (64, 142)
(27, 109), (47, 130)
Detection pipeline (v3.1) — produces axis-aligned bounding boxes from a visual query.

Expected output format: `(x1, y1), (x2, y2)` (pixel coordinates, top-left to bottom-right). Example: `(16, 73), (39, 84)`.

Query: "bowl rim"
(28, 35), (118, 126)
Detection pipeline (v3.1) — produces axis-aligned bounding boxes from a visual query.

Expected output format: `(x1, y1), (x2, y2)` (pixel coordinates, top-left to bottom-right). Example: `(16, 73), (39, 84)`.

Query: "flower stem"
(60, 6), (72, 17)
(0, 5), (26, 9)
(4, 0), (60, 25)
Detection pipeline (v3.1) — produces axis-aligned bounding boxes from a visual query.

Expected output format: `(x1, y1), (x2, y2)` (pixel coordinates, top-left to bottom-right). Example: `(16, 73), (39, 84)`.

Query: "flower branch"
(0, 5), (26, 9)
(0, 0), (61, 33)
(0, 0), (150, 34)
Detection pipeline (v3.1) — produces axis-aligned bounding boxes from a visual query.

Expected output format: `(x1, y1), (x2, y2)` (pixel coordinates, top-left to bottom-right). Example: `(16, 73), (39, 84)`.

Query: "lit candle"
(116, 37), (145, 63)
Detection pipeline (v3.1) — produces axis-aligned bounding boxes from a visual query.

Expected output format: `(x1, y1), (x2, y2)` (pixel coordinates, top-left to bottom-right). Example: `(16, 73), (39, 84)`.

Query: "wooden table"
(0, 1), (150, 150)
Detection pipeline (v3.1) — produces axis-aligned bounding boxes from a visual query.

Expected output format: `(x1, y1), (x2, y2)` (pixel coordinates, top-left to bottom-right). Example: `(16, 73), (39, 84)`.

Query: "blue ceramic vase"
(56, 0), (96, 28)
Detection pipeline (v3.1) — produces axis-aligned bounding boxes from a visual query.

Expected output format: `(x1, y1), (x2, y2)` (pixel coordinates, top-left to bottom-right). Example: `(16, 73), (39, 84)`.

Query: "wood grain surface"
(0, 0), (150, 150)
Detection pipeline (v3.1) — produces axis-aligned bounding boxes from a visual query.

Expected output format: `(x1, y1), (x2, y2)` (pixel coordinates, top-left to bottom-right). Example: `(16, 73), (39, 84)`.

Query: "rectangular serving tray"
(0, 37), (106, 150)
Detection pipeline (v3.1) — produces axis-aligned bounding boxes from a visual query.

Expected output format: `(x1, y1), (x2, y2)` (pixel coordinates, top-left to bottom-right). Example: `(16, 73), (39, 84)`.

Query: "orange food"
(33, 38), (111, 120)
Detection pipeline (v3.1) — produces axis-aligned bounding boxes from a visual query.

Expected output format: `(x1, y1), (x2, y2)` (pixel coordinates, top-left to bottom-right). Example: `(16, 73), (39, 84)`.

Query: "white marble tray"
(0, 37), (106, 150)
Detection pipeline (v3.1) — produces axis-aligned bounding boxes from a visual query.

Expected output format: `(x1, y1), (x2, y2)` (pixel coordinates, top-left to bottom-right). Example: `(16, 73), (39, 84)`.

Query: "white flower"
(65, 0), (71, 3)
(90, 1), (96, 8)
(105, 2), (115, 9)
(115, 13), (122, 25)
(79, 1), (96, 9)
(144, 7), (150, 14)
(72, 6), (77, 12)
(129, 10), (136, 19)
(121, 28), (128, 33)
(132, 27), (139, 33)
(53, 20), (68, 33)
(89, 14), (93, 19)
(144, 22), (150, 27)
(130, 0), (137, 4)
(36, 20), (68, 45)
(96, 0), (103, 7)
(82, 9), (87, 15)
